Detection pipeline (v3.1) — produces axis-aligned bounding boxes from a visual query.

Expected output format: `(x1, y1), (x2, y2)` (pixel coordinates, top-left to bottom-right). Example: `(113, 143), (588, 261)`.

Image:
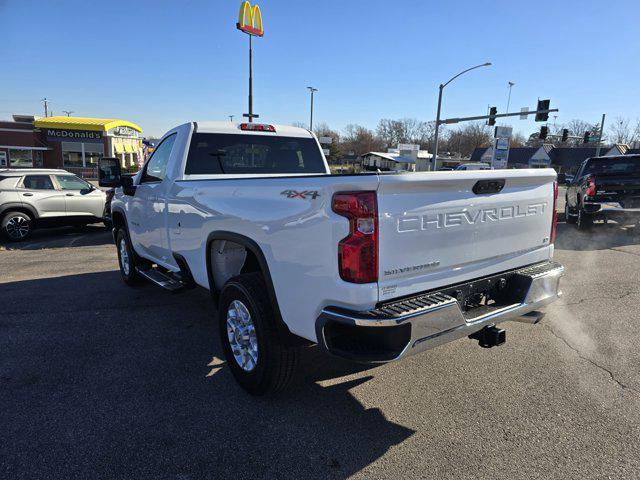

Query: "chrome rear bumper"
(316, 261), (564, 362)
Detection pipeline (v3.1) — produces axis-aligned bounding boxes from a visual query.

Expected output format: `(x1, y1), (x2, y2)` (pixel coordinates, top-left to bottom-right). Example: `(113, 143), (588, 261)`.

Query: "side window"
(142, 134), (177, 183)
(22, 175), (55, 190)
(55, 175), (93, 191)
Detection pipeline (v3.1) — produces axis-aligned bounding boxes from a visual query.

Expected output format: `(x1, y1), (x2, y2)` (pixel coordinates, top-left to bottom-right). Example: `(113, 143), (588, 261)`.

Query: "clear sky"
(1, 0), (639, 138)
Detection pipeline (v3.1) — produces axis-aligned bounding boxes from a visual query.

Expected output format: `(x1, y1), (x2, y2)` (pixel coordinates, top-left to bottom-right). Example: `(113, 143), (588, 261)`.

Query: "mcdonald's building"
(0, 114), (143, 177)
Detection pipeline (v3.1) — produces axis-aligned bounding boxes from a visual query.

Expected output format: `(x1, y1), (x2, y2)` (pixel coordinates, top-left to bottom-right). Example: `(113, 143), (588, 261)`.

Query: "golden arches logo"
(237, 1), (263, 37)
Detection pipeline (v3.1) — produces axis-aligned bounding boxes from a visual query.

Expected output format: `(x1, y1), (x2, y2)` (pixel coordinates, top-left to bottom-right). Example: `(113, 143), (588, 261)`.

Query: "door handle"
(22, 193), (33, 196)
(66, 193), (75, 196)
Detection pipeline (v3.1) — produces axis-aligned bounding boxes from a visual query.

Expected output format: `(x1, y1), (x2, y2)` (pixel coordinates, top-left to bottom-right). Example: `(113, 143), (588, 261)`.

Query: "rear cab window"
(185, 133), (326, 175)
(584, 157), (640, 176)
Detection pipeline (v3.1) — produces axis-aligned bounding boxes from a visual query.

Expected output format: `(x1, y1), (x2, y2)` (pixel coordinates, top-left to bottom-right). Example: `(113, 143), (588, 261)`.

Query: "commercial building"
(361, 144), (431, 172)
(0, 114), (143, 177)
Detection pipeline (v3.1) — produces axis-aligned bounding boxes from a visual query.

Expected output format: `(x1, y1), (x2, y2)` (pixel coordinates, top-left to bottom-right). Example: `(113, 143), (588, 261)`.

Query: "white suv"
(0, 169), (107, 241)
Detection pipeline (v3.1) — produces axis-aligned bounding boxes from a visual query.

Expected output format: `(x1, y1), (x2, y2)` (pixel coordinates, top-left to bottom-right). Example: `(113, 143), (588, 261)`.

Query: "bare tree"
(442, 122), (493, 157)
(608, 117), (634, 144)
(510, 132), (527, 148)
(564, 119), (600, 139)
(376, 118), (435, 149)
(341, 124), (384, 156)
(313, 123), (342, 161)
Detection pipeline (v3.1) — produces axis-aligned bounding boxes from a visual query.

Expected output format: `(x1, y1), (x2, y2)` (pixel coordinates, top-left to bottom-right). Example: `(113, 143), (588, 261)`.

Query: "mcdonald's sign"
(236, 1), (264, 37)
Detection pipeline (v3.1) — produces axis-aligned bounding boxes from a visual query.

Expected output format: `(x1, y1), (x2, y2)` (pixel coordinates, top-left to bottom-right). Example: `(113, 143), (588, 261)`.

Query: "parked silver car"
(0, 169), (107, 241)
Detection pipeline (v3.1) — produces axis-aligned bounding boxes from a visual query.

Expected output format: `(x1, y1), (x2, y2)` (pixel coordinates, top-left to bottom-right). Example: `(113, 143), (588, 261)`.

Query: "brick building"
(0, 115), (143, 177)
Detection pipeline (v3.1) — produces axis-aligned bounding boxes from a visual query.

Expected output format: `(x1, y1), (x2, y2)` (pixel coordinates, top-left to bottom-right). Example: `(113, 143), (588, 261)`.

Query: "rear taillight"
(332, 191), (378, 283)
(551, 181), (558, 244)
(586, 175), (597, 197)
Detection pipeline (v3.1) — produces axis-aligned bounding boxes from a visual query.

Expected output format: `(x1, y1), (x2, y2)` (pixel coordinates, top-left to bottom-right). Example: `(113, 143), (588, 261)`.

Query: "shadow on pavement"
(0, 224), (113, 251)
(0, 271), (415, 479)
(554, 217), (640, 251)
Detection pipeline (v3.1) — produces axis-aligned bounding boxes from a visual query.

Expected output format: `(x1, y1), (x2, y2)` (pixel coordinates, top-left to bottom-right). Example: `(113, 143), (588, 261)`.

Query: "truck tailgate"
(377, 169), (556, 301)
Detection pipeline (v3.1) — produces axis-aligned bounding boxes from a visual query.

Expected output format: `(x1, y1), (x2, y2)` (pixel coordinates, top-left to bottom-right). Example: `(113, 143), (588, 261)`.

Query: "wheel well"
(209, 239), (260, 291)
(205, 231), (301, 342)
(1, 207), (35, 222)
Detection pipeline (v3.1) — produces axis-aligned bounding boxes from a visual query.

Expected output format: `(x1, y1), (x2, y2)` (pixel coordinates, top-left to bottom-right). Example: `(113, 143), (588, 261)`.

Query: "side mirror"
(557, 173), (566, 184)
(98, 157), (122, 187)
(121, 175), (137, 196)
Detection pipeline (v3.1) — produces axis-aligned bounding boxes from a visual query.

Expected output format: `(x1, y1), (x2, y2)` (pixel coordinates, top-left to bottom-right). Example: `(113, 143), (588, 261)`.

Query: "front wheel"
(1, 211), (33, 241)
(218, 272), (299, 395)
(565, 200), (576, 224)
(115, 228), (142, 285)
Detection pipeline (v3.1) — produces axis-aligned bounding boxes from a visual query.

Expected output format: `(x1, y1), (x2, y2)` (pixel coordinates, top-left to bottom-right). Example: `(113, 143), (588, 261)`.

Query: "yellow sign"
(236, 1), (263, 36)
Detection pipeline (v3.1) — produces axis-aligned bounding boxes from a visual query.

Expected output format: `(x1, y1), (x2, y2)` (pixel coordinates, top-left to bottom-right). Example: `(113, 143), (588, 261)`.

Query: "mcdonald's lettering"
(236, 1), (264, 36)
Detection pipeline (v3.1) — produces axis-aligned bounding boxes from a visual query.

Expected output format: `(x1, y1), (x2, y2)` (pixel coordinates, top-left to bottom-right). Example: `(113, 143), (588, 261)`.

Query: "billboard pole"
(248, 35), (253, 122)
(237, 2), (264, 123)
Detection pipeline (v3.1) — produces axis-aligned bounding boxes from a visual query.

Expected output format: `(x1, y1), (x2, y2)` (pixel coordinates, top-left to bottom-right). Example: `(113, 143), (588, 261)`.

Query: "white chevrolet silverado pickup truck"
(99, 121), (564, 395)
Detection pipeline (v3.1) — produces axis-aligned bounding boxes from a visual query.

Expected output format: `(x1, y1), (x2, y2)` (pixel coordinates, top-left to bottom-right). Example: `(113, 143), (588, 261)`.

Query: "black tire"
(103, 219), (113, 230)
(115, 228), (142, 285)
(1, 211), (33, 242)
(565, 199), (576, 224)
(577, 208), (592, 230)
(218, 272), (299, 395)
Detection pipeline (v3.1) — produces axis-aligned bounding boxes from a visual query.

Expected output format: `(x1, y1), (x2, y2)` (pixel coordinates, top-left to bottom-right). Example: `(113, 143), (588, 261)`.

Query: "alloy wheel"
(5, 216), (30, 240)
(226, 300), (258, 372)
(119, 238), (130, 276)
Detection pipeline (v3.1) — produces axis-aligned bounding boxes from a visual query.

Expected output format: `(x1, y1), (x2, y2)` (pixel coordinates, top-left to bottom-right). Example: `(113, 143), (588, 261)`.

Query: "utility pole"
(41, 98), (49, 117)
(506, 81), (515, 113)
(229, 115), (234, 122)
(307, 86), (317, 131)
(595, 113), (606, 157)
(62, 110), (74, 117)
(432, 62), (492, 171)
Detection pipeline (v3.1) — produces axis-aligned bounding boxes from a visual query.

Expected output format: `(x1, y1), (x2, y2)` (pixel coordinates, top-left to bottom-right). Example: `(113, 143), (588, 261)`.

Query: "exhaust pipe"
(469, 325), (506, 348)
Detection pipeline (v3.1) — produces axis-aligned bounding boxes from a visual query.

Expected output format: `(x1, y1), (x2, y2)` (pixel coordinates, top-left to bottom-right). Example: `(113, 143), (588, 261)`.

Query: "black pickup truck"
(562, 155), (640, 229)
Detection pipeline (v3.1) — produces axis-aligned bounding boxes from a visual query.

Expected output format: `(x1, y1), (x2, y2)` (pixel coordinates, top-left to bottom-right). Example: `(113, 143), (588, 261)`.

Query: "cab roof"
(194, 121), (314, 138)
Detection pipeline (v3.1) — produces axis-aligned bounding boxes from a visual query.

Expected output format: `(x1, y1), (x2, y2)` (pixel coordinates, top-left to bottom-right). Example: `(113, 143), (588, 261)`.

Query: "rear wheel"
(116, 228), (142, 285)
(577, 207), (592, 230)
(218, 272), (299, 395)
(1, 211), (33, 241)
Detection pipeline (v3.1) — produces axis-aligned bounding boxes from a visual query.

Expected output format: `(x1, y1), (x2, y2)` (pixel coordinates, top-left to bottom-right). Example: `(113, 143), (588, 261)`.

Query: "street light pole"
(307, 86), (317, 131)
(506, 81), (515, 113)
(432, 62), (491, 171)
(595, 113), (606, 157)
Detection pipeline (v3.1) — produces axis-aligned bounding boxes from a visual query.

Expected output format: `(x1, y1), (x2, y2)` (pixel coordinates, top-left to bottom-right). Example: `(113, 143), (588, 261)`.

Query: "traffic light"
(583, 131), (591, 143)
(535, 99), (550, 122)
(562, 129), (569, 142)
(539, 126), (548, 139)
(487, 106), (497, 126)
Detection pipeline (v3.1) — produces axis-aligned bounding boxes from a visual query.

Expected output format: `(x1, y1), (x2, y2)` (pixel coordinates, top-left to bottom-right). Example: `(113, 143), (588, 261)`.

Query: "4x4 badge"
(280, 190), (320, 200)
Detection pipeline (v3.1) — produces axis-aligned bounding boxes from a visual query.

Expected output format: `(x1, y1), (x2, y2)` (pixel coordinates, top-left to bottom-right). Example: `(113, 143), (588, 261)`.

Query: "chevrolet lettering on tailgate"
(397, 202), (547, 232)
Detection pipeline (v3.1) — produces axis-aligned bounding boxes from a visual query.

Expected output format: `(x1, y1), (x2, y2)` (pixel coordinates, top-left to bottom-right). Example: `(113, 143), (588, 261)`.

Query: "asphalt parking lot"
(2, 195), (640, 480)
